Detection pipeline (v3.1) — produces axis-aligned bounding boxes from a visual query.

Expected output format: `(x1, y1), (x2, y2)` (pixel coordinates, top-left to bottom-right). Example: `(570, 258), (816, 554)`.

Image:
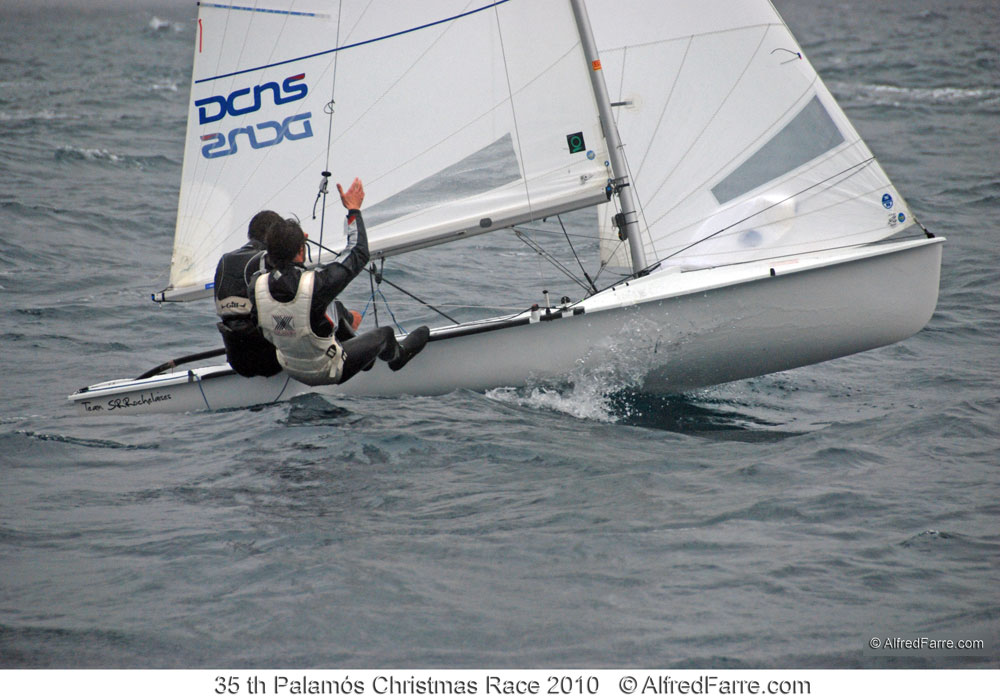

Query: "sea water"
(0, 0), (997, 669)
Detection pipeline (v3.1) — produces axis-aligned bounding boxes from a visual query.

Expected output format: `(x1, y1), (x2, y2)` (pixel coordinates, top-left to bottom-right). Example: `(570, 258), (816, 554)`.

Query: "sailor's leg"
(338, 326), (397, 384)
(387, 326), (429, 371)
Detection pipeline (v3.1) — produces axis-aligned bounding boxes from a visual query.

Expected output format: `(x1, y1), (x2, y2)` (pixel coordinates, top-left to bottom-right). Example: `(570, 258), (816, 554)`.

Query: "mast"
(568, 0), (647, 274)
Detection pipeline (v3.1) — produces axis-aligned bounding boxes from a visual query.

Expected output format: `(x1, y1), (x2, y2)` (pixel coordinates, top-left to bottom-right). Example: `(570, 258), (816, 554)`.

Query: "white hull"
(70, 238), (943, 416)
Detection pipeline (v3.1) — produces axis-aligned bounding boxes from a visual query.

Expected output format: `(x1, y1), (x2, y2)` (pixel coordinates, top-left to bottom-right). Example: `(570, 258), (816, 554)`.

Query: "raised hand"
(336, 178), (365, 210)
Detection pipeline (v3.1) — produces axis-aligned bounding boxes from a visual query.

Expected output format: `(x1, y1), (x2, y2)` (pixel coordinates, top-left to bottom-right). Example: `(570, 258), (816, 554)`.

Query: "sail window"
(364, 133), (522, 228)
(711, 96), (844, 204)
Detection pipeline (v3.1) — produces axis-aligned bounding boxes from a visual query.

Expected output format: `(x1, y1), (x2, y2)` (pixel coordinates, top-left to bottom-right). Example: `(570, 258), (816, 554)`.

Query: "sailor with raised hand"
(251, 178), (430, 386)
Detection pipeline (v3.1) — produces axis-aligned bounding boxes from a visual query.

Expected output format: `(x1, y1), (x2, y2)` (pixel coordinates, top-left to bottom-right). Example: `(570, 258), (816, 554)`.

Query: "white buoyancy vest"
(254, 270), (345, 385)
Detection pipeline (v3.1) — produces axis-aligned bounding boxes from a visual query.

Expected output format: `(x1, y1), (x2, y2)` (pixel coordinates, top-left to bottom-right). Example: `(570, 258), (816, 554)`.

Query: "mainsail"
(161, 0), (613, 301)
(587, 0), (914, 271)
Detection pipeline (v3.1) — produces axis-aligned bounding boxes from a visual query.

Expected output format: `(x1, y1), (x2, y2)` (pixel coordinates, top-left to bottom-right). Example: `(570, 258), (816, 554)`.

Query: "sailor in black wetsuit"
(251, 178), (430, 386)
(214, 210), (284, 377)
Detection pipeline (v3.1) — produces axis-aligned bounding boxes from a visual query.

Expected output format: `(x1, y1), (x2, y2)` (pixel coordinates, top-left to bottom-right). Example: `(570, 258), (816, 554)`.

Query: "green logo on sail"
(566, 132), (586, 154)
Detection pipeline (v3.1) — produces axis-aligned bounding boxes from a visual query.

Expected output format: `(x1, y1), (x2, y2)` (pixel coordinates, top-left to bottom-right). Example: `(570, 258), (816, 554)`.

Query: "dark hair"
(247, 210), (283, 244)
(266, 218), (305, 266)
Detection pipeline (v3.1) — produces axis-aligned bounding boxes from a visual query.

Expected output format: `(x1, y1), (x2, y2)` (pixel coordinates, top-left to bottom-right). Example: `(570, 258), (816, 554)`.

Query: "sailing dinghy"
(70, 0), (943, 416)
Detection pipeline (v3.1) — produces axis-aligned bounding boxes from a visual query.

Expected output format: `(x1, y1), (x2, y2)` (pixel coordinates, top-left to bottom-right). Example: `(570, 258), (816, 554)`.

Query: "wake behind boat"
(70, 0), (943, 416)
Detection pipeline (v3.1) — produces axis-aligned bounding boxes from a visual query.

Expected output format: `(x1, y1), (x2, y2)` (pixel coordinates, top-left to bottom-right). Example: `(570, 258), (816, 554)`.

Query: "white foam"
(833, 81), (1000, 107)
(55, 146), (124, 163)
(486, 384), (618, 423)
(486, 315), (666, 423)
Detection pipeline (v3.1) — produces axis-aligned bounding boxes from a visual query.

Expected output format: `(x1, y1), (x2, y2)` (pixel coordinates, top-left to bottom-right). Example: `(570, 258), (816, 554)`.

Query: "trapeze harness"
(255, 269), (346, 386)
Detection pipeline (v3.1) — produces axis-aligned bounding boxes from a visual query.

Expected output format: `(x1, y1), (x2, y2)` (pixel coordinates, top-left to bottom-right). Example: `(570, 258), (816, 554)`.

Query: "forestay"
(161, 0), (612, 302)
(587, 0), (915, 271)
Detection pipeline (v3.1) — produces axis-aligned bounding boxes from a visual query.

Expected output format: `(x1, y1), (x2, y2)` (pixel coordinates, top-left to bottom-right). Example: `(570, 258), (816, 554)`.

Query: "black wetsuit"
(214, 240), (282, 377)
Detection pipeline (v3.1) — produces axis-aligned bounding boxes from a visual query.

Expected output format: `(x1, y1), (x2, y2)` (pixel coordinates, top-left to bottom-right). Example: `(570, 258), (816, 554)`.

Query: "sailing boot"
(388, 326), (430, 371)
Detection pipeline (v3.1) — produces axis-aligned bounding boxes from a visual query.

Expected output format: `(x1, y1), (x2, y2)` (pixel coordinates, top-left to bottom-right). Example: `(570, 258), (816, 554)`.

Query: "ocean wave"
(832, 81), (1000, 108)
(14, 430), (158, 450)
(935, 179), (1000, 208)
(899, 530), (1000, 556)
(149, 81), (179, 93)
(908, 10), (949, 22)
(147, 16), (185, 34)
(0, 109), (75, 124)
(55, 146), (126, 164)
(53, 145), (175, 169)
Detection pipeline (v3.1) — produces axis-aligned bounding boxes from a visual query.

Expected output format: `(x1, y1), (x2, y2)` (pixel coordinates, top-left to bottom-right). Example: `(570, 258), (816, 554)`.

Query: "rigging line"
(585, 229), (924, 300)
(647, 133), (873, 241)
(513, 229), (593, 294)
(323, 0), (344, 175)
(492, 3), (533, 219)
(593, 235), (629, 284)
(615, 120), (657, 264)
(592, 158), (631, 284)
(305, 236), (345, 259)
(195, 0), (512, 84)
(373, 275), (460, 325)
(459, 303), (545, 325)
(367, 262), (381, 327)
(517, 225), (605, 242)
(192, 371), (212, 411)
(647, 154), (885, 262)
(652, 157), (877, 266)
(557, 215), (598, 294)
(518, 231), (589, 291)
(371, 288), (407, 333)
(316, 0), (344, 262)
(339, 299), (529, 312)
(516, 229), (589, 289)
(661, 234), (933, 278)
(660, 179), (904, 261)
(912, 214), (937, 238)
(199, 3), (323, 18)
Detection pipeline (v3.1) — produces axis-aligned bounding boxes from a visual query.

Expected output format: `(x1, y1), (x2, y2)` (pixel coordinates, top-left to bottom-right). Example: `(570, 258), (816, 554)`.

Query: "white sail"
(587, 0), (915, 271)
(163, 0), (612, 301)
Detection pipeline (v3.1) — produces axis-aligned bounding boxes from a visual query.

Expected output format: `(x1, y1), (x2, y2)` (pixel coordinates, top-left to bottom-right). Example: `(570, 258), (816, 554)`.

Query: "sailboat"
(69, 0), (943, 416)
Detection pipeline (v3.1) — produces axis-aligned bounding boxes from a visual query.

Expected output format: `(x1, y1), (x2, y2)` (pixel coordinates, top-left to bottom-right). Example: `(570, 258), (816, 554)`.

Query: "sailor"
(251, 178), (430, 386)
(214, 209), (284, 377)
